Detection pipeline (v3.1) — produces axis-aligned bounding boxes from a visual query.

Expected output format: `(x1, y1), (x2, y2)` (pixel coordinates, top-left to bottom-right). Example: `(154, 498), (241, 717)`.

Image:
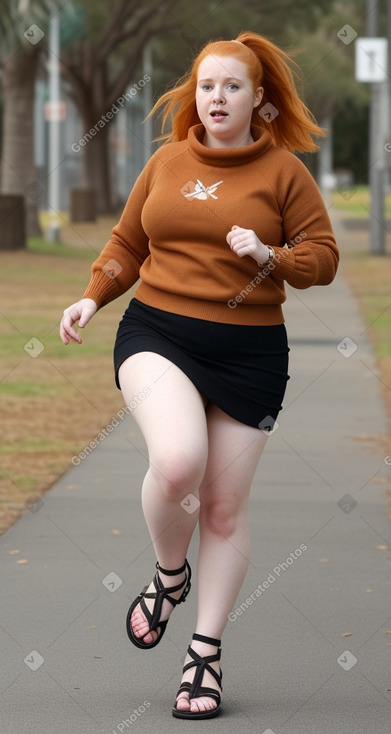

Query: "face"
(196, 54), (263, 148)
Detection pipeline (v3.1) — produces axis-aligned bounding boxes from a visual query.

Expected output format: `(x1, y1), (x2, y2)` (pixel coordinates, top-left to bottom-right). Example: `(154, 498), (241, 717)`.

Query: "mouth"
(210, 110), (228, 119)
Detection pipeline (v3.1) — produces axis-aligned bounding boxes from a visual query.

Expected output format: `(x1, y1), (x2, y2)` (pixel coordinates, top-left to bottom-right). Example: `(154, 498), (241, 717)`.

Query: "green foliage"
(0, 437), (72, 453)
(282, 1), (369, 118)
(0, 0), (85, 59)
(0, 378), (61, 397)
(369, 307), (391, 358)
(59, 5), (86, 48)
(0, 0), (52, 55)
(28, 237), (93, 259)
(332, 186), (391, 216)
(333, 102), (369, 184)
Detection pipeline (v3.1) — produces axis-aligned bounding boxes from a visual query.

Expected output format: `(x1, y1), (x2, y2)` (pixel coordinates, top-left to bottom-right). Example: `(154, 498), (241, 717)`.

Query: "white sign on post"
(355, 37), (388, 82)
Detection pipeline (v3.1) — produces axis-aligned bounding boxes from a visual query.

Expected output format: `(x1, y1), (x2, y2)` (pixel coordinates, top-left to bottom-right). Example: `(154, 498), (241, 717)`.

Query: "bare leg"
(175, 405), (268, 713)
(118, 352), (208, 645)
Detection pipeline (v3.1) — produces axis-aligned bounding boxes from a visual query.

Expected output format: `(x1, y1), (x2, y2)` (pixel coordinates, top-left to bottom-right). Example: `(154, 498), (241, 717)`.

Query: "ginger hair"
(148, 31), (324, 153)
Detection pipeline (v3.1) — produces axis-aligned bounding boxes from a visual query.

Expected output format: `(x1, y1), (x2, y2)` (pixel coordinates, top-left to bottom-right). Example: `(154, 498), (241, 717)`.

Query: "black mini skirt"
(113, 298), (289, 430)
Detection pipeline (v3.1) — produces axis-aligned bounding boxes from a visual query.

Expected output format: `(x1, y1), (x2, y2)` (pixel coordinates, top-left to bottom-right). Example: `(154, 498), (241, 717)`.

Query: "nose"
(212, 87), (225, 104)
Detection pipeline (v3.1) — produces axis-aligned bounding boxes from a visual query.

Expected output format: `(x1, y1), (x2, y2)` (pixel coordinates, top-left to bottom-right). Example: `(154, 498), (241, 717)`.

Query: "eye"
(201, 84), (212, 91)
(227, 84), (239, 91)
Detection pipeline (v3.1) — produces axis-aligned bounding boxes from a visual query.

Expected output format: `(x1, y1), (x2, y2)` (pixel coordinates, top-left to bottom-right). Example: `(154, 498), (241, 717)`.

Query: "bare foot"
(175, 638), (222, 714)
(130, 569), (187, 645)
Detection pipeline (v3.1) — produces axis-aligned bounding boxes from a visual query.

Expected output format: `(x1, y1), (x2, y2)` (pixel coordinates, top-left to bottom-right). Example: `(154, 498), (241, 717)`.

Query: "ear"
(253, 86), (264, 108)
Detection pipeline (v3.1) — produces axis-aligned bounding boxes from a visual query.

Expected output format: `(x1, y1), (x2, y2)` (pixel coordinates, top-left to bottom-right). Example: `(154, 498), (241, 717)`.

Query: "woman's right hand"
(60, 298), (98, 345)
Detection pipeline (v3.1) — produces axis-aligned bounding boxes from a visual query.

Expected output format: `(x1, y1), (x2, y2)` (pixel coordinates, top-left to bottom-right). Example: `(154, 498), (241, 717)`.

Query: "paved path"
(1, 214), (391, 734)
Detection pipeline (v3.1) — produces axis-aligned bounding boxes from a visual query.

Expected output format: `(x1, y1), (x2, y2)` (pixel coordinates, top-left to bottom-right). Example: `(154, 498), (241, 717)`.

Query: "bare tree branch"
(60, 52), (92, 116)
(95, 0), (176, 68)
(107, 21), (178, 106)
(93, 0), (134, 67)
(107, 7), (163, 51)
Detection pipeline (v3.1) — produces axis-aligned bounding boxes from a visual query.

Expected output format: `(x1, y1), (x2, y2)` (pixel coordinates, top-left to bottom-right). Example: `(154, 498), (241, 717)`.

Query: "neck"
(202, 129), (254, 149)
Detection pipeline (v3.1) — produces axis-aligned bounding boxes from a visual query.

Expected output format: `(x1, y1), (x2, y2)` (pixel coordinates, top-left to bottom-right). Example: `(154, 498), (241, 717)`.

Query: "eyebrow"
(198, 77), (242, 83)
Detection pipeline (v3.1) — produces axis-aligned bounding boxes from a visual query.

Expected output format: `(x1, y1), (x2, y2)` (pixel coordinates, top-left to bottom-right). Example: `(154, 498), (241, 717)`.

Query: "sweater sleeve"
(82, 167), (151, 308)
(271, 156), (339, 289)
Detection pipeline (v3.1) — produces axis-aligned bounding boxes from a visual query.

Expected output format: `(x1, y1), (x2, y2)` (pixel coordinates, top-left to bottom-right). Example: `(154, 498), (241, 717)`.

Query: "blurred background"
(0, 0), (390, 244)
(1, 0), (391, 533)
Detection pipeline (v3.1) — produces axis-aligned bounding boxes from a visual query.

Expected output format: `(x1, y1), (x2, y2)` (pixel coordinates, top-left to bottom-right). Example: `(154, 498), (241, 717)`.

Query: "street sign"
(44, 100), (67, 121)
(355, 37), (388, 82)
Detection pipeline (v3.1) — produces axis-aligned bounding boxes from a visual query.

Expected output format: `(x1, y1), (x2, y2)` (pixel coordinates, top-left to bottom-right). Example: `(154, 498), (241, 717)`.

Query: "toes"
(132, 622), (158, 643)
(139, 631), (156, 644)
(176, 694), (216, 714)
(190, 697), (216, 712)
(130, 609), (148, 637)
(132, 620), (149, 637)
(130, 607), (158, 643)
(175, 695), (190, 712)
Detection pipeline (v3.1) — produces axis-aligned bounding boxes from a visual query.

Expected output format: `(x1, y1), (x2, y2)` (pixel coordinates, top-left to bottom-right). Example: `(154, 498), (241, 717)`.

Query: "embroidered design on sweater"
(182, 179), (223, 200)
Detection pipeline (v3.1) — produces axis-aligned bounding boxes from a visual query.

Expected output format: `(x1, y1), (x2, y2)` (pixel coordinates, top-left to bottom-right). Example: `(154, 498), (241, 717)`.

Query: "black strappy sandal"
(172, 633), (223, 719)
(126, 559), (191, 650)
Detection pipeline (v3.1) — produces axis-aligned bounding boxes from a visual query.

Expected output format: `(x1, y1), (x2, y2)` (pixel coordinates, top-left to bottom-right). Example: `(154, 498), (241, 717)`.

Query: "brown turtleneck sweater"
(83, 124), (339, 324)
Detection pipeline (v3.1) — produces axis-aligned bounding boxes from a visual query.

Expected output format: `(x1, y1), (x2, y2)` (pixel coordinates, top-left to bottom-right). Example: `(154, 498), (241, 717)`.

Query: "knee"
(200, 499), (241, 538)
(148, 450), (206, 501)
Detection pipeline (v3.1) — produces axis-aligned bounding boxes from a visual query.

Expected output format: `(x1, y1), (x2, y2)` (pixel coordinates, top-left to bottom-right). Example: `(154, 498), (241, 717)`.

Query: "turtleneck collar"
(187, 123), (274, 167)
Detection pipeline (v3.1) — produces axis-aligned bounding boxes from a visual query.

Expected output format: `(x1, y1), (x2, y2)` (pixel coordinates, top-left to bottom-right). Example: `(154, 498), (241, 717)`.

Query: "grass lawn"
(332, 188), (391, 509)
(0, 222), (134, 533)
(331, 187), (391, 359)
(340, 248), (391, 468)
(331, 185), (391, 220)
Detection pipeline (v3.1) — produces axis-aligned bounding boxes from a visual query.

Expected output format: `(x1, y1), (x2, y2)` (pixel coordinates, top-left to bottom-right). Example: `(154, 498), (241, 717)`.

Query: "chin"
(206, 123), (233, 137)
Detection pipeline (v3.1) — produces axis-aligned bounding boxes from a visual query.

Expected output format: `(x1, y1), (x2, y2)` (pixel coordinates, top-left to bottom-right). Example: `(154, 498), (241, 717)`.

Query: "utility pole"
(46, 10), (61, 242)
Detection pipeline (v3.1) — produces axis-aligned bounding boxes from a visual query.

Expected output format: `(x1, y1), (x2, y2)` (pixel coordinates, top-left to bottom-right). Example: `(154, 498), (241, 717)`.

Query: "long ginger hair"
(148, 31), (324, 153)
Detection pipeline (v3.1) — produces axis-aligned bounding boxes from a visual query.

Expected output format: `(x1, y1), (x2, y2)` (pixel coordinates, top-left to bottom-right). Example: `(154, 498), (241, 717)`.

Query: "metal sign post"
(355, 36), (389, 255)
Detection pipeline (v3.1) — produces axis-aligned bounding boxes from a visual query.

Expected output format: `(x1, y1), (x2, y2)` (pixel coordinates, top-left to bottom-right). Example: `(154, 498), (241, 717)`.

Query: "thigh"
(199, 404), (268, 510)
(118, 352), (209, 470)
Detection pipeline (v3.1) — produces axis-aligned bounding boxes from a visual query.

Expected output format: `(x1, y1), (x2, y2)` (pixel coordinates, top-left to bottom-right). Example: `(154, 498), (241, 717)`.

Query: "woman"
(60, 31), (339, 719)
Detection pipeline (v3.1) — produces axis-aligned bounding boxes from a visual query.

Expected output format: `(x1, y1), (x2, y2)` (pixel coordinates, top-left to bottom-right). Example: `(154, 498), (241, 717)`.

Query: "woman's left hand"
(226, 225), (270, 265)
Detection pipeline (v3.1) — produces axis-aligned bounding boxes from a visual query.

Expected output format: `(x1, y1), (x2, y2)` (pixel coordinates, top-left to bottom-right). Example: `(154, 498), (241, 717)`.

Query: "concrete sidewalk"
(1, 215), (391, 734)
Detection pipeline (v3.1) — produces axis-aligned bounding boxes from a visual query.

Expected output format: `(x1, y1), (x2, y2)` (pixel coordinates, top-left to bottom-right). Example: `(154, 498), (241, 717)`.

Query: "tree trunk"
(80, 110), (114, 214)
(1, 50), (42, 238)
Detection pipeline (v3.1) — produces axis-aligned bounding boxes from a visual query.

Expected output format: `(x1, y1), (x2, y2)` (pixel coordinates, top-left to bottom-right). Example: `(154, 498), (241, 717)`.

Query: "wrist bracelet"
(256, 245), (275, 269)
(263, 246), (275, 267)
